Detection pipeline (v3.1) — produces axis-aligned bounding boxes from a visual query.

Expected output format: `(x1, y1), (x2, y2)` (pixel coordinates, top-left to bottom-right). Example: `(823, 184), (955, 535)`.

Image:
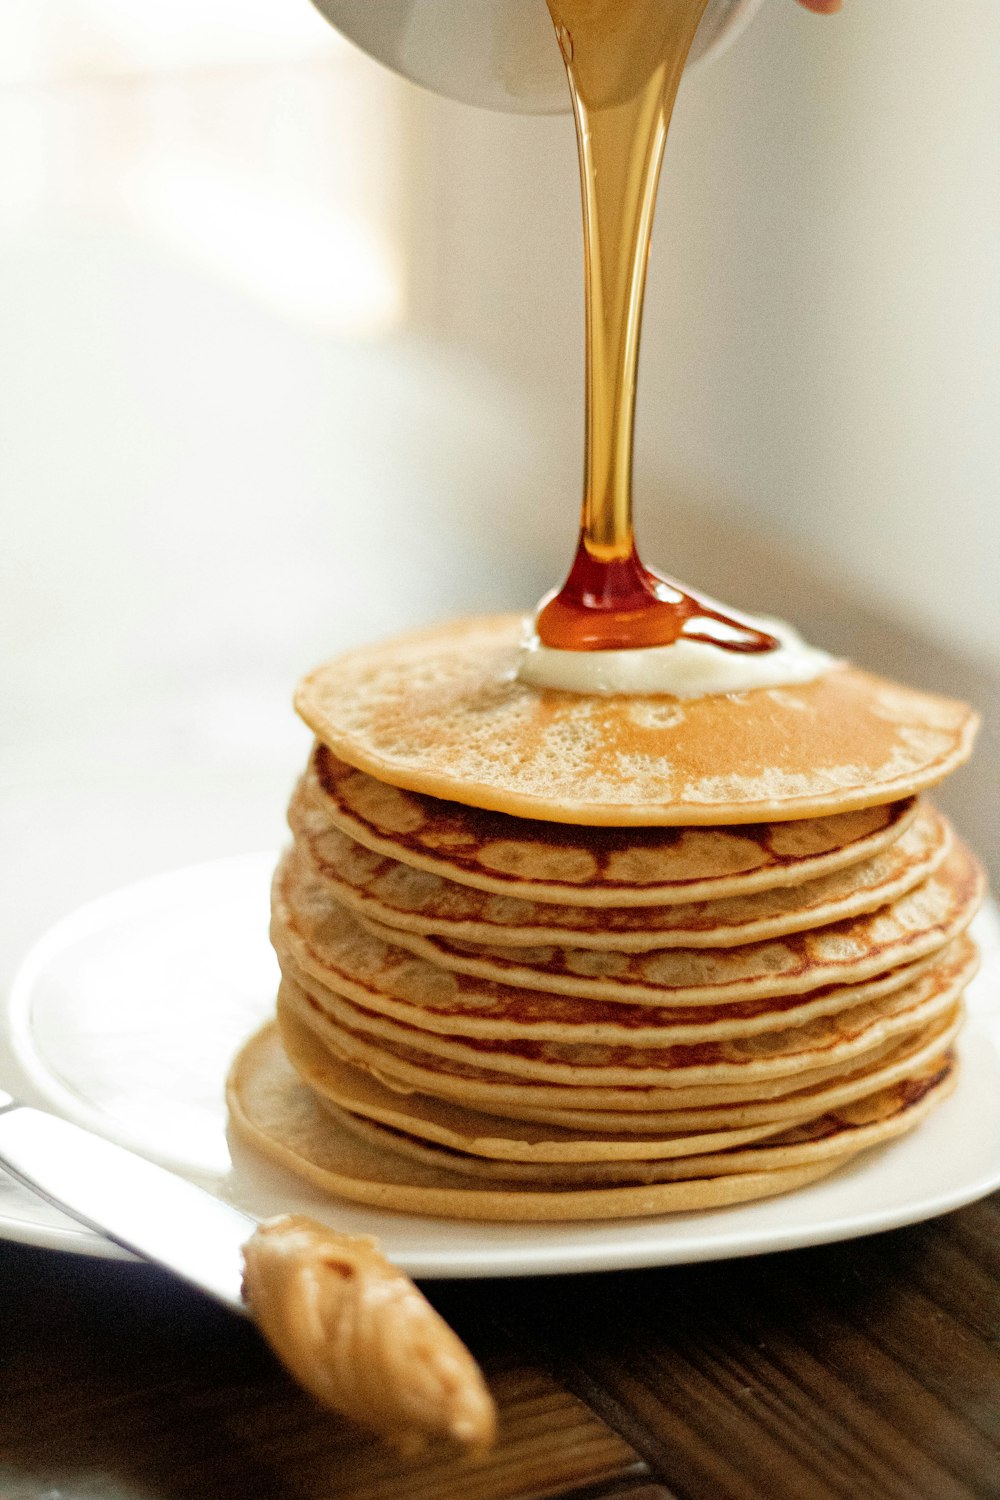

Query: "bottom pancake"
(226, 1023), (954, 1222)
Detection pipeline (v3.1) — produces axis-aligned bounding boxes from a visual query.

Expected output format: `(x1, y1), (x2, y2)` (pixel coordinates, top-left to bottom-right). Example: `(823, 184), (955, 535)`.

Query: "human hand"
(795, 0), (843, 13)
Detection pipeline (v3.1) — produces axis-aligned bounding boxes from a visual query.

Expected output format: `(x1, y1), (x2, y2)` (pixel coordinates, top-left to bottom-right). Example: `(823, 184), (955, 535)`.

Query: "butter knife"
(0, 1088), (500, 1450)
(0, 1088), (253, 1313)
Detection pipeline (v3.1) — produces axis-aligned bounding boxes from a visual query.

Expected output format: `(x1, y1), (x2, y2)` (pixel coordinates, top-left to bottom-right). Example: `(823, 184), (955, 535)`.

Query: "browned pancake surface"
(279, 1004), (962, 1163)
(279, 955), (964, 1088)
(323, 1052), (955, 1185)
(227, 1024), (877, 1221)
(292, 782), (948, 950)
(228, 1024), (956, 1219)
(360, 842), (982, 1005)
(303, 745), (919, 907)
(281, 982), (959, 1122)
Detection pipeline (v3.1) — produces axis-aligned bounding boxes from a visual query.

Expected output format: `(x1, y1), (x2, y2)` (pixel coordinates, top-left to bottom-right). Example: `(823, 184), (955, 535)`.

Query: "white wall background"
(0, 1), (570, 974)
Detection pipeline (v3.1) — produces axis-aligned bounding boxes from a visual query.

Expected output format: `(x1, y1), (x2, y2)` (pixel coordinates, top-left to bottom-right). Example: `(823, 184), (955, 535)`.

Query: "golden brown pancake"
(322, 1052), (956, 1186)
(277, 839), (975, 1045)
(291, 782), (948, 951)
(227, 1023), (872, 1222)
(294, 617), (979, 826)
(302, 743), (920, 907)
(308, 1010), (960, 1135)
(279, 976), (958, 1115)
(277, 955), (964, 1089)
(278, 1004), (962, 1164)
(272, 842), (982, 1011)
(273, 843), (978, 1046)
(228, 1024), (955, 1220)
(359, 843), (983, 1005)
(231, 609), (982, 1224)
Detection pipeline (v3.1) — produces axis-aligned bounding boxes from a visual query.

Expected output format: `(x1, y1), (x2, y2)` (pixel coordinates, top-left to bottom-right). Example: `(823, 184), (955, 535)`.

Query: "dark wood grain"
(457, 1203), (1000, 1500)
(0, 1242), (650, 1500)
(2, 1197), (998, 1500)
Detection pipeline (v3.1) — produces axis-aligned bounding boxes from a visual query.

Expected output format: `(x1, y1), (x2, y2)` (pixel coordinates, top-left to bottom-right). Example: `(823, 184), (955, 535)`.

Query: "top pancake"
(295, 616), (978, 826)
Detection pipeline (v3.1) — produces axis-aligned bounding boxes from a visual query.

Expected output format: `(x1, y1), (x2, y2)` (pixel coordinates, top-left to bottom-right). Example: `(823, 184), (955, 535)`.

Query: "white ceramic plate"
(3, 853), (999, 1278)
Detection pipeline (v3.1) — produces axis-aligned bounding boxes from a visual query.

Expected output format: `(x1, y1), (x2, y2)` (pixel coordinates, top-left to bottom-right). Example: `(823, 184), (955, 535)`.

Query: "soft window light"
(0, 0), (407, 333)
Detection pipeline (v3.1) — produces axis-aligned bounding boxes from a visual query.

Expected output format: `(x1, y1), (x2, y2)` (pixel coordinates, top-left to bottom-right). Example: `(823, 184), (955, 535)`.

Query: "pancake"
(277, 906), (983, 1050)
(273, 842), (982, 1014)
(322, 1052), (956, 1186)
(278, 954), (965, 1089)
(344, 1012), (961, 1135)
(291, 782), (949, 951)
(234, 610), (983, 1224)
(359, 841), (983, 1005)
(294, 616), (979, 825)
(304, 743), (919, 907)
(279, 977), (959, 1115)
(273, 848), (978, 1044)
(277, 848), (976, 1044)
(282, 1012), (794, 1159)
(278, 1003), (963, 1163)
(227, 1023), (865, 1222)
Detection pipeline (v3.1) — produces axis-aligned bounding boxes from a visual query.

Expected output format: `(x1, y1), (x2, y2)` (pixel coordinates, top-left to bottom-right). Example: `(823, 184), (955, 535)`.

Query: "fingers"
(796, 0), (844, 13)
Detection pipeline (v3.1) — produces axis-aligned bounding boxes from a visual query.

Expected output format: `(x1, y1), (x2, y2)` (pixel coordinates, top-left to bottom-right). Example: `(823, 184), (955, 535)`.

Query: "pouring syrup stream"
(536, 0), (778, 655)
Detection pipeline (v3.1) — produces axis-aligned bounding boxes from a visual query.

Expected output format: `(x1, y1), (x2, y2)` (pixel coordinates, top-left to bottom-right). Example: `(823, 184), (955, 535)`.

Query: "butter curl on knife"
(242, 1214), (497, 1454)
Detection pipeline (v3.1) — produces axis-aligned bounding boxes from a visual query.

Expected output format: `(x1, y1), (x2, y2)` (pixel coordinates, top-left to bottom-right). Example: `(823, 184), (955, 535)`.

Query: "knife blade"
(0, 1092), (503, 1449)
(0, 1090), (254, 1313)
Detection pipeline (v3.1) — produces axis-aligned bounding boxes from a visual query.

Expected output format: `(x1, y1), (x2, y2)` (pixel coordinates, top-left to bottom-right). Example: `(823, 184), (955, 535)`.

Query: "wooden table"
(2, 1201), (999, 1500)
(2, 536), (998, 1500)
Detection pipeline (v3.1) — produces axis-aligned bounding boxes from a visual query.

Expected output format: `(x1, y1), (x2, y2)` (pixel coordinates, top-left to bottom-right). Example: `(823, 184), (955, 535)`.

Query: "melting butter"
(518, 608), (838, 697)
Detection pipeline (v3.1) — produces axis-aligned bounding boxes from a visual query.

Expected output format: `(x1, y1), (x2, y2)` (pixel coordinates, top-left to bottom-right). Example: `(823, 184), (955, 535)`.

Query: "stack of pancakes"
(229, 617), (984, 1222)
